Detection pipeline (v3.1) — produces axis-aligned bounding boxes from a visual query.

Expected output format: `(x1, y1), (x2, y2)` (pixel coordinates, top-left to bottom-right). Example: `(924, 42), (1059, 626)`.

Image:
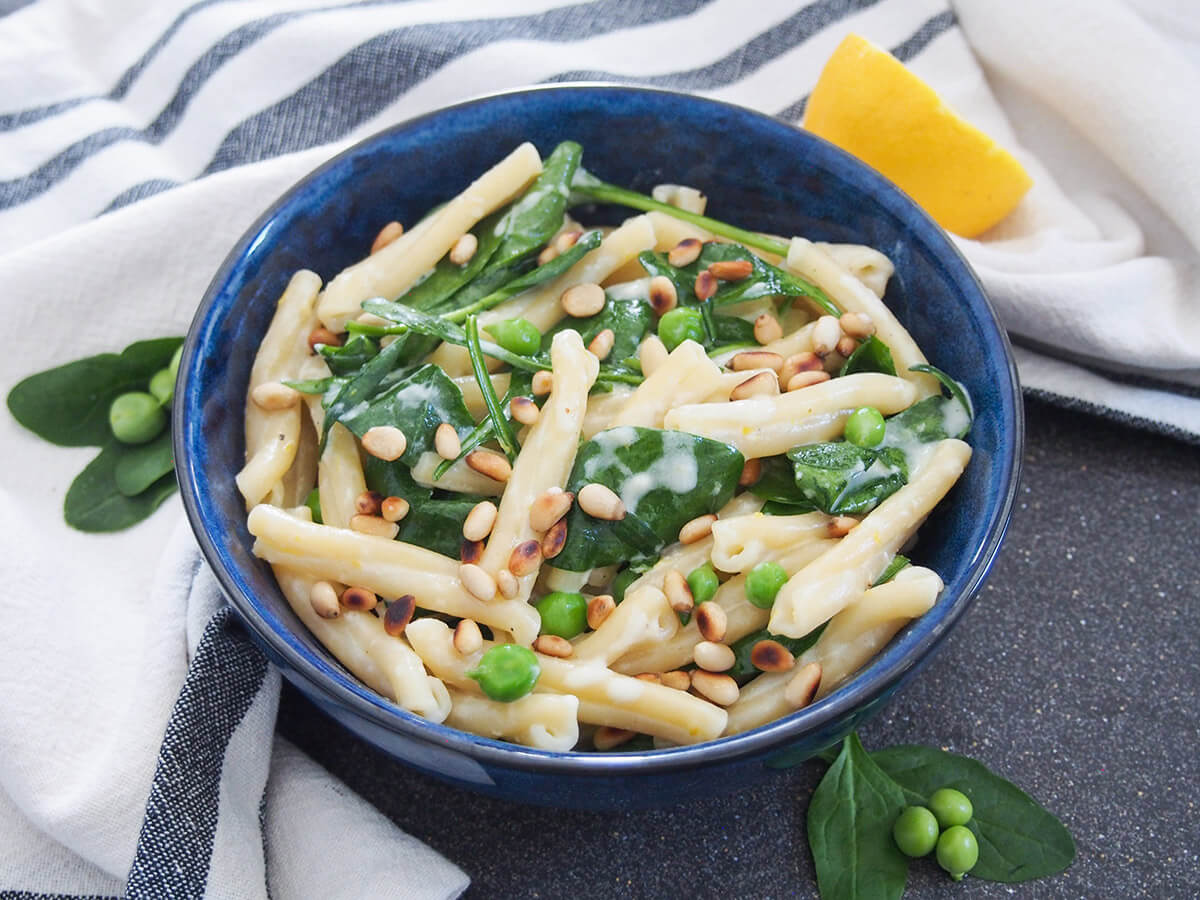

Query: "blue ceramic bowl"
(176, 85), (1022, 809)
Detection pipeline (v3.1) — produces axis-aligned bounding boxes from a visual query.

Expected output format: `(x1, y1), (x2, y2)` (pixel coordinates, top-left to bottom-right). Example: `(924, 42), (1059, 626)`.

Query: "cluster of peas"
(108, 347), (182, 444)
(893, 788), (979, 880)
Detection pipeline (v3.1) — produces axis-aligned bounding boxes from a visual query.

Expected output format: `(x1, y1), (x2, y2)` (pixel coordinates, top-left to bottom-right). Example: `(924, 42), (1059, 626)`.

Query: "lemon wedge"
(803, 33), (1032, 238)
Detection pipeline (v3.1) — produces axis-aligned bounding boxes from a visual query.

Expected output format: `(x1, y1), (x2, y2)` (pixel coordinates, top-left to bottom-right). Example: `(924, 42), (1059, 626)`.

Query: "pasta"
(236, 142), (975, 752)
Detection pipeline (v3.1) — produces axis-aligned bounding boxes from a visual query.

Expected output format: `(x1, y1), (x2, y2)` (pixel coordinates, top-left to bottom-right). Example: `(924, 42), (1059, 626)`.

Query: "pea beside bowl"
(175, 85), (1022, 809)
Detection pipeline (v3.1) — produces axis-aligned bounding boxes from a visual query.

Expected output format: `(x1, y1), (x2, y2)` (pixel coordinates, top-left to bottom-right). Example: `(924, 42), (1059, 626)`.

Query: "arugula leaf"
(318, 334), (378, 375)
(786, 442), (909, 516)
(840, 335), (897, 377)
(7, 337), (182, 447)
(807, 733), (910, 900)
(727, 625), (825, 684)
(114, 430), (175, 497)
(64, 442), (177, 532)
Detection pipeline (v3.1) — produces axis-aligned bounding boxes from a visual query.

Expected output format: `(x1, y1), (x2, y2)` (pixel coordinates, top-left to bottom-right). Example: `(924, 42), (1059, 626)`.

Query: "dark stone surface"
(277, 396), (1200, 898)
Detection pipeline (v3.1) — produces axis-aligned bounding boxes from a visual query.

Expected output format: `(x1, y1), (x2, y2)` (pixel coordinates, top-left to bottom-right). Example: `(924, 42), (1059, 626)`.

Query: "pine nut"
(350, 514), (399, 539)
(691, 670), (739, 706)
(695, 601), (728, 643)
(453, 619), (483, 656)
(780, 351), (824, 385)
(708, 259), (753, 281)
(594, 726), (636, 751)
(537, 245), (558, 266)
(508, 539), (543, 577)
(667, 237), (702, 267)
(381, 496), (410, 523)
(510, 395), (540, 426)
(449, 232), (478, 265)
(694, 270), (718, 302)
(532, 370), (554, 396)
(827, 516), (859, 538)
(639, 336), (669, 375)
(434, 423), (461, 460)
(309, 581), (340, 619)
(561, 283), (606, 317)
(730, 350), (784, 373)
(462, 500), (498, 542)
(785, 662), (822, 708)
(648, 275), (678, 315)
(382, 594), (416, 637)
(459, 563), (496, 601)
(361, 425), (407, 461)
(340, 586), (377, 612)
(578, 483), (625, 520)
(753, 314), (783, 345)
(588, 328), (615, 360)
(251, 381), (300, 411)
(371, 220), (404, 254)
(466, 449), (512, 483)
(694, 640), (735, 672)
(839, 311), (875, 338)
(730, 371), (779, 401)
(533, 634), (573, 658)
(787, 370), (832, 391)
(837, 336), (859, 358)
(496, 569), (519, 599)
(354, 490), (383, 516)
(636, 672), (661, 684)
(750, 639), (795, 673)
(812, 315), (843, 357)
(679, 513), (717, 545)
(530, 488), (574, 533)
(460, 538), (484, 564)
(554, 230), (583, 254)
(540, 518), (568, 559)
(307, 327), (342, 352)
(739, 458), (762, 487)
(586, 594), (616, 629)
(660, 670), (692, 691)
(663, 569), (693, 615)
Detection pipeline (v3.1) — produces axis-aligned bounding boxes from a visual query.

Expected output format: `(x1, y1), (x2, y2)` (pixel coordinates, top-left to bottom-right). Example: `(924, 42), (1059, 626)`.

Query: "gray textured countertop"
(278, 396), (1200, 898)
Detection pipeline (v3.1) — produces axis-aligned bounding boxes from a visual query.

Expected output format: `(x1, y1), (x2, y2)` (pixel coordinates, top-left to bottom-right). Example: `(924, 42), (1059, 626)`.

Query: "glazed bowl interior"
(176, 85), (1021, 785)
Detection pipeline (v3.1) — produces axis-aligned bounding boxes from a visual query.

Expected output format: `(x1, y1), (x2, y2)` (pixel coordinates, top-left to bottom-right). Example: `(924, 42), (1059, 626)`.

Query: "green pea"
(109, 392), (166, 444)
(845, 406), (886, 448)
(745, 561), (788, 609)
(487, 317), (542, 356)
(929, 787), (974, 828)
(687, 563), (719, 606)
(612, 567), (641, 603)
(168, 344), (183, 379)
(936, 825), (979, 880)
(305, 488), (323, 524)
(149, 367), (175, 407)
(657, 307), (705, 351)
(892, 806), (939, 858)
(466, 644), (540, 702)
(535, 591), (588, 639)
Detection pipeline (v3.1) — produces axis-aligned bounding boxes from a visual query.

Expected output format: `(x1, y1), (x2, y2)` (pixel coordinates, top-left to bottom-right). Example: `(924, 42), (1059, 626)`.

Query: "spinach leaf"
(361, 454), (432, 505)
(543, 289), (653, 367)
(488, 141), (582, 271)
(434, 370), (534, 480)
(760, 499), (817, 516)
(872, 554), (910, 586)
(883, 396), (964, 445)
(114, 430), (175, 497)
(712, 314), (757, 345)
(727, 625), (825, 684)
(552, 426), (744, 571)
(321, 336), (413, 442)
(807, 733), (910, 900)
(395, 496), (483, 558)
(786, 442), (908, 516)
(318, 334), (378, 375)
(465, 316), (518, 458)
(7, 337), (182, 447)
(64, 442), (177, 532)
(840, 335), (897, 377)
(748, 455), (815, 509)
(909, 363), (973, 438)
(284, 377), (336, 395)
(871, 746), (1076, 883)
(394, 208), (508, 310)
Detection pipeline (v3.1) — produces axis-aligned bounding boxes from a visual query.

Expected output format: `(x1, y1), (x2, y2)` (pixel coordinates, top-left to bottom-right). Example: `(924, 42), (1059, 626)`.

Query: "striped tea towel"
(1, 0), (1198, 898)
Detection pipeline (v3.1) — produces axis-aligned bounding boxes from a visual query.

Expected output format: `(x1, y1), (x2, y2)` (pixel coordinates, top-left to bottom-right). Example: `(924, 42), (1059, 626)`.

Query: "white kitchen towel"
(0, 0), (1196, 898)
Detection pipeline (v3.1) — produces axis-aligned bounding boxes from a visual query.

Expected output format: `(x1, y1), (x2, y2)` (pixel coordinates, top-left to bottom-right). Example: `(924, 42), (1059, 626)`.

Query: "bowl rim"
(176, 82), (1024, 775)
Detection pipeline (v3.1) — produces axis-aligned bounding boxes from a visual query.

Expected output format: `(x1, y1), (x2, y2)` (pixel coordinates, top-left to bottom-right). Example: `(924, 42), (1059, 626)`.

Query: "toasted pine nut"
(812, 315), (842, 357)
(839, 311), (875, 338)
(730, 350), (784, 374)
(661, 670), (692, 691)
(594, 726), (637, 751)
(694, 270), (718, 302)
(496, 569), (519, 599)
(449, 232), (478, 265)
(826, 516), (859, 538)
(667, 237), (702, 267)
(371, 220), (404, 254)
(837, 336), (859, 358)
(554, 229), (583, 254)
(578, 483), (625, 520)
(695, 601), (728, 643)
(462, 500), (498, 542)
(636, 672), (662, 684)
(434, 423), (461, 460)
(310, 581), (340, 619)
(648, 275), (678, 315)
(785, 662), (822, 708)
(340, 586), (377, 612)
(691, 670), (739, 706)
(540, 518), (568, 559)
(751, 639), (796, 673)
(787, 370), (832, 391)
(537, 245), (558, 266)
(349, 514), (399, 539)
(588, 328), (615, 360)
(663, 569), (693, 614)
(709, 259), (753, 281)
(453, 619), (483, 655)
(730, 371), (779, 401)
(508, 539), (543, 577)
(739, 458), (762, 487)
(532, 370), (554, 396)
(361, 425), (407, 461)
(307, 326), (342, 352)
(533, 634), (573, 658)
(381, 496), (410, 523)
(780, 351), (824, 385)
(466, 449), (512, 483)
(753, 314), (783, 345)
(586, 594), (616, 630)
(694, 640), (735, 672)
(459, 563), (496, 601)
(530, 488), (574, 533)
(460, 538), (484, 565)
(355, 490), (383, 516)
(639, 335), (670, 375)
(510, 395), (540, 426)
(679, 513), (717, 545)
(561, 283), (606, 317)
(382, 594), (416, 637)
(251, 381), (300, 411)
